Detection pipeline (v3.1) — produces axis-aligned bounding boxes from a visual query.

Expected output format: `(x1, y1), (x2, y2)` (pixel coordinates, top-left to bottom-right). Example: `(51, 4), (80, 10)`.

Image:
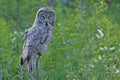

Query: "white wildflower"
(63, 41), (66, 44)
(98, 29), (104, 37)
(89, 64), (95, 68)
(58, 23), (61, 26)
(94, 58), (98, 63)
(100, 1), (103, 4)
(95, 34), (101, 38)
(109, 47), (115, 51)
(96, 29), (104, 38)
(99, 46), (108, 51)
(103, 55), (105, 57)
(113, 65), (116, 69)
(98, 55), (102, 60)
(99, 47), (104, 50)
(115, 70), (120, 74)
(14, 31), (17, 34)
(119, 49), (120, 52)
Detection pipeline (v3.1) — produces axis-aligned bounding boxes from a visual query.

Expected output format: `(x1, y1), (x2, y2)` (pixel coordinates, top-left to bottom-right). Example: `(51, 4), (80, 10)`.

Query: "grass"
(0, 0), (120, 80)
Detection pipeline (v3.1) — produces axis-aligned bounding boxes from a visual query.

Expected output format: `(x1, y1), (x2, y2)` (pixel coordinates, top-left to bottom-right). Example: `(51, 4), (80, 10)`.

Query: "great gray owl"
(20, 7), (56, 76)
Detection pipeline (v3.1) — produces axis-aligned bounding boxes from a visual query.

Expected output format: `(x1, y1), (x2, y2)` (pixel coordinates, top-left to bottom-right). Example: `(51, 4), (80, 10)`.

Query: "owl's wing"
(21, 27), (43, 65)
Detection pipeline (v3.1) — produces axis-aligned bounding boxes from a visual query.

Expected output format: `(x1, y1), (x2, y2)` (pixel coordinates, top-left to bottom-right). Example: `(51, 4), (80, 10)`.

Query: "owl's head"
(35, 7), (56, 26)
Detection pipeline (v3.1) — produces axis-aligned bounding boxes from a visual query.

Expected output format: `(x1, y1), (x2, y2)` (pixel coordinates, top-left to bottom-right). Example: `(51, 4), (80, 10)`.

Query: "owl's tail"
(20, 57), (26, 66)
(20, 47), (34, 72)
(20, 48), (29, 66)
(20, 57), (32, 73)
(20, 52), (27, 66)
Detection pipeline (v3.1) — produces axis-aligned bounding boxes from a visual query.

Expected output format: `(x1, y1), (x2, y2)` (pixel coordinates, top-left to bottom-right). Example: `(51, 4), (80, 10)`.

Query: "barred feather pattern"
(21, 24), (53, 66)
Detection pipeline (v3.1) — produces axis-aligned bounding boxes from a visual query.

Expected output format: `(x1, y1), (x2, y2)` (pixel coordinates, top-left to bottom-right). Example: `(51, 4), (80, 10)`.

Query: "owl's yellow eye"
(42, 16), (45, 19)
(48, 16), (51, 19)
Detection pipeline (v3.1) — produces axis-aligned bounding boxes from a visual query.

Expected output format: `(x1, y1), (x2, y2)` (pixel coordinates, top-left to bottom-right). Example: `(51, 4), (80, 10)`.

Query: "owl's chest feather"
(37, 26), (53, 54)
(41, 26), (52, 42)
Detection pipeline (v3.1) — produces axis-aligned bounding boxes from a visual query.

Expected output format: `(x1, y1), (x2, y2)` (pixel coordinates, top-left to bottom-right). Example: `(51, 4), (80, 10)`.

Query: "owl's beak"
(45, 22), (48, 26)
(45, 18), (49, 26)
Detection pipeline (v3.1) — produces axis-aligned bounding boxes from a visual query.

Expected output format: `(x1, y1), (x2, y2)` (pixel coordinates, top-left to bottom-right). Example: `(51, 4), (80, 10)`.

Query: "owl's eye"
(42, 16), (45, 19)
(48, 16), (52, 19)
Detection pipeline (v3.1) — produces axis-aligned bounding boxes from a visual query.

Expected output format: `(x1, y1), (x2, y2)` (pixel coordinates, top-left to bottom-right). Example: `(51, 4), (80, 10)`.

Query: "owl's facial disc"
(38, 10), (55, 26)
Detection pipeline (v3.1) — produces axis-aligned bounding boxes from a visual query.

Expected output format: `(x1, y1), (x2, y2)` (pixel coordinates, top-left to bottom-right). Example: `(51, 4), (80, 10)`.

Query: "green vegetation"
(0, 0), (120, 80)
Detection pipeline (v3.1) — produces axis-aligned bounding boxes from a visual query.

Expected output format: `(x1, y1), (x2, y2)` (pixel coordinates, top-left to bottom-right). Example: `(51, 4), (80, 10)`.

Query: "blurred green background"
(0, 0), (120, 80)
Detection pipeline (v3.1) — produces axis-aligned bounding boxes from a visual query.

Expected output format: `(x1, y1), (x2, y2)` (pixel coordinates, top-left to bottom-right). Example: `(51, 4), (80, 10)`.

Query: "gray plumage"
(20, 7), (56, 74)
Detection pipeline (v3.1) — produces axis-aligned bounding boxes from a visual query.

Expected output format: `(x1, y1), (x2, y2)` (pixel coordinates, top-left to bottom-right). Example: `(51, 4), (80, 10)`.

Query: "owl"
(20, 7), (56, 74)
